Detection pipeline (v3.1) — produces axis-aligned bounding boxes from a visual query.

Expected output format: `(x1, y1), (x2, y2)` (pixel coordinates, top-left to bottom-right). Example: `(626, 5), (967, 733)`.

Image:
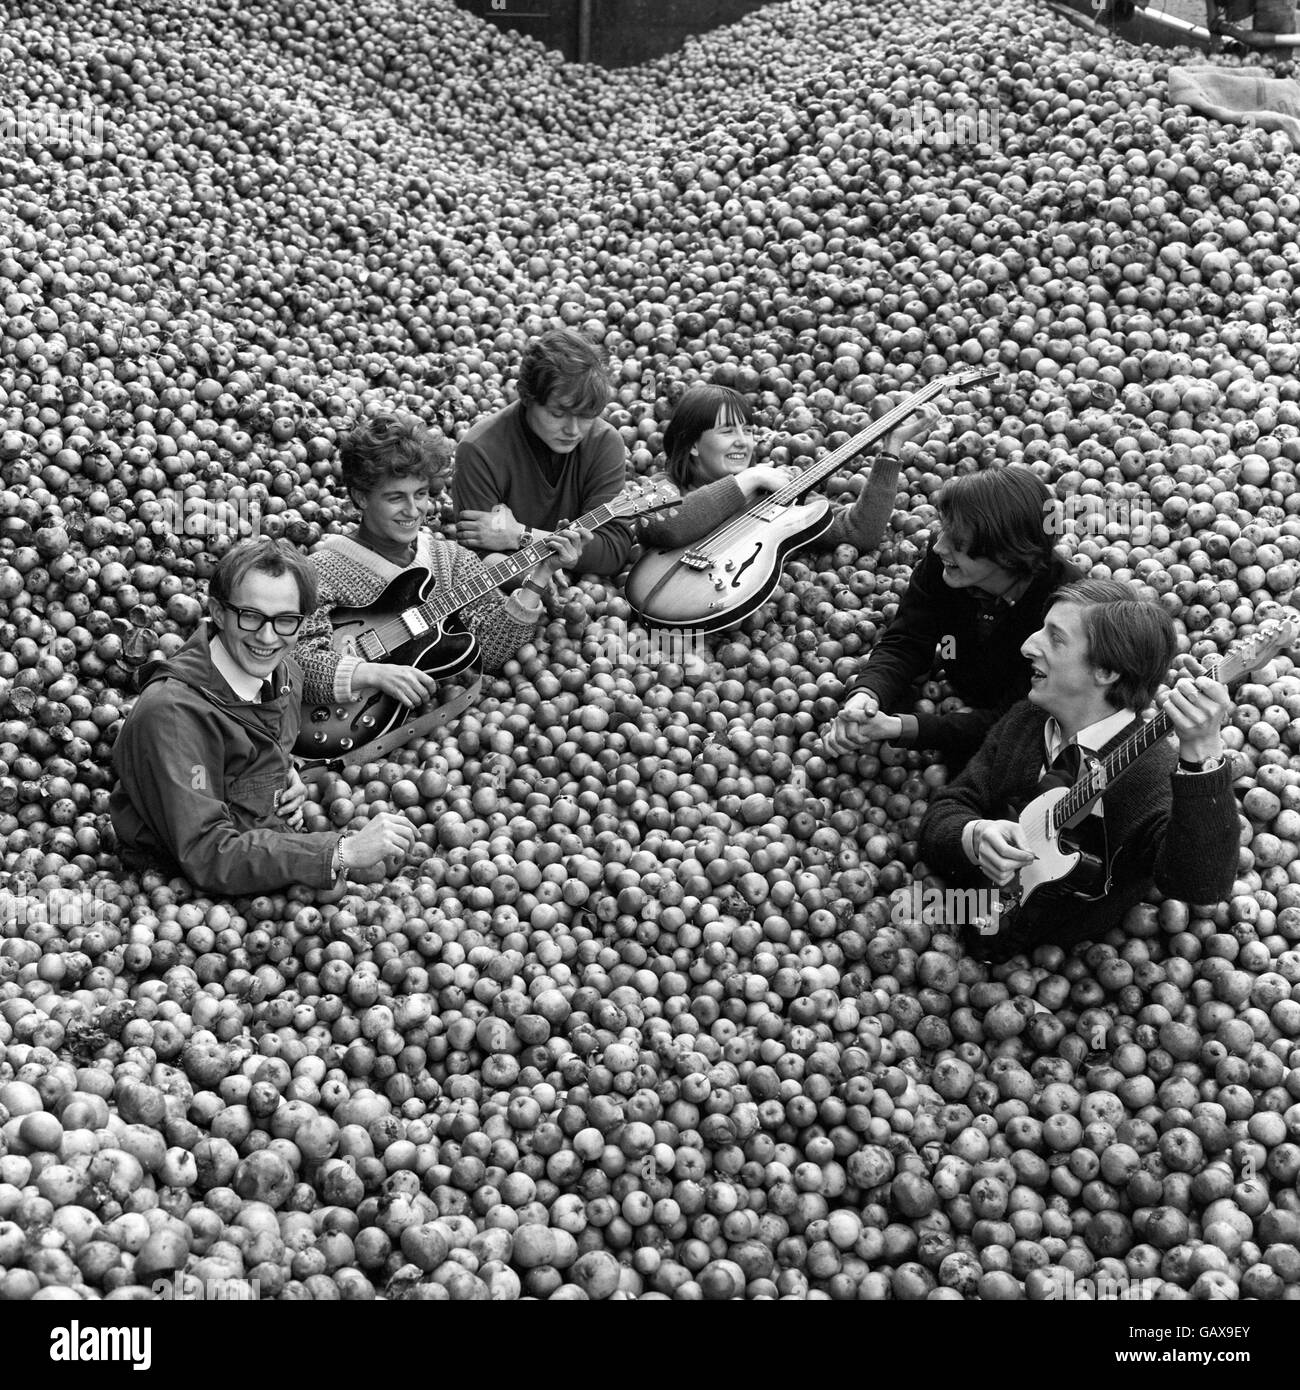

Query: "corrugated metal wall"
(454, 0), (777, 66)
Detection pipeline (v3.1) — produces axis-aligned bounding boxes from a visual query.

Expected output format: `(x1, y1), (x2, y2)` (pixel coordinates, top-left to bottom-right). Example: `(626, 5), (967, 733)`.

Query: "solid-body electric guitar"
(625, 366), (999, 632)
(294, 479), (676, 762)
(977, 618), (1298, 937)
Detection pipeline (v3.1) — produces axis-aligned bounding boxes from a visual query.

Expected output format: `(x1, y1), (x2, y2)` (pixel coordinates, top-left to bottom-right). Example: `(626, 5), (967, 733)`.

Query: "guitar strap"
(296, 664), (483, 770)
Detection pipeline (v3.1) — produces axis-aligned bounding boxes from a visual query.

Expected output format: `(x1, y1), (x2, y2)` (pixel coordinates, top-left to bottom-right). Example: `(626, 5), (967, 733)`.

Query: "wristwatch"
(520, 527), (535, 546)
(523, 577), (549, 597)
(1177, 754), (1223, 774)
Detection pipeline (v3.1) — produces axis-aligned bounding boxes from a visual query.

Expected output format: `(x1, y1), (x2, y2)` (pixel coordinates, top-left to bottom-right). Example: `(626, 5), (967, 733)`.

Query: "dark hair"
(517, 329), (613, 415)
(339, 412), (450, 504)
(209, 536), (317, 615)
(662, 384), (755, 491)
(1047, 577), (1176, 711)
(937, 467), (1054, 577)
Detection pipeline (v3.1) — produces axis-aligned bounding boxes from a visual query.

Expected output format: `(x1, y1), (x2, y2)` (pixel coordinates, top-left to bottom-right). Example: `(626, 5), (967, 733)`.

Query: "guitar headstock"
(608, 478), (682, 520)
(939, 366), (1002, 390)
(1216, 615), (1300, 685)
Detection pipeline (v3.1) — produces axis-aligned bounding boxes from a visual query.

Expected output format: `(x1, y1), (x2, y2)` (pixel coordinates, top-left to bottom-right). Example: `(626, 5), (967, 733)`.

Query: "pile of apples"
(2, 0), (1300, 1299)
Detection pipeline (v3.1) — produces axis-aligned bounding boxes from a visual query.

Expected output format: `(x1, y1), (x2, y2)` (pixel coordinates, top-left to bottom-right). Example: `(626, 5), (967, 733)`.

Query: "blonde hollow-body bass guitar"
(625, 366), (999, 633)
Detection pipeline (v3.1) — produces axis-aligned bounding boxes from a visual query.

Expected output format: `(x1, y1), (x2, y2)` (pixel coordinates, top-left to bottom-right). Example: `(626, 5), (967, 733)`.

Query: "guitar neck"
(1054, 656), (1221, 827)
(421, 499), (616, 623)
(765, 377), (950, 506)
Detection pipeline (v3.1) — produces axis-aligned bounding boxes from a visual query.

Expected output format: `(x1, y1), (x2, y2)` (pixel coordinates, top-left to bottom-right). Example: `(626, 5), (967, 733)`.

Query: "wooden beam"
(577, 0), (593, 62)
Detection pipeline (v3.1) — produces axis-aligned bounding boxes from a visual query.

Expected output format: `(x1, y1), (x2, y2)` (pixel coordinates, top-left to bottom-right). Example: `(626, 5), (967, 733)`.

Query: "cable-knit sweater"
(296, 531), (540, 705)
(919, 699), (1240, 950)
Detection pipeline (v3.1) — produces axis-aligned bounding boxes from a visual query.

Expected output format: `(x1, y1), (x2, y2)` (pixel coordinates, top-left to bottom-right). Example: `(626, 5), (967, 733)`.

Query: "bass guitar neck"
(627, 365), (1000, 631)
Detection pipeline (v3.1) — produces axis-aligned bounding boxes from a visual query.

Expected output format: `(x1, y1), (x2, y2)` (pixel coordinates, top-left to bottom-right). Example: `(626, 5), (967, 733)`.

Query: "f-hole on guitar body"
(297, 567), (477, 759)
(628, 496), (833, 633)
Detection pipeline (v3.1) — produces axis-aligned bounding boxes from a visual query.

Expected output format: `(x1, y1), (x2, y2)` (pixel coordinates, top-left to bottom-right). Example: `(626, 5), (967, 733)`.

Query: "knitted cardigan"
(295, 531), (540, 706)
(638, 475), (748, 549)
(919, 699), (1240, 950)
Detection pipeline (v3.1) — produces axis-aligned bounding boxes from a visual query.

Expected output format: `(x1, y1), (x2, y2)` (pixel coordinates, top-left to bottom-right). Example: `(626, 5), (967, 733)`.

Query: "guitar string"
(689, 386), (941, 560)
(1050, 637), (1258, 830)
(357, 486), (664, 654)
(685, 375), (974, 561)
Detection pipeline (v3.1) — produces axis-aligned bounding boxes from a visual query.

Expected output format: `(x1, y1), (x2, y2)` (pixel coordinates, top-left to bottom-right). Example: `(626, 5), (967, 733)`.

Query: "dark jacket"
(849, 545), (1079, 755)
(919, 699), (1239, 950)
(110, 625), (341, 894)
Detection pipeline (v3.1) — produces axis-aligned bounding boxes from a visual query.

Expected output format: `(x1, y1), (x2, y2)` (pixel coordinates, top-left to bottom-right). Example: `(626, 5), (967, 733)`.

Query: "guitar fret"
(382, 496), (650, 634)
(1053, 652), (1233, 831)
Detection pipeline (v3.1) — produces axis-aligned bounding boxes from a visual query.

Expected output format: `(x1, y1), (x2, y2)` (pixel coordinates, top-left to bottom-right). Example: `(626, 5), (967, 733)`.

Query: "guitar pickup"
(357, 635), (386, 660)
(403, 612), (431, 637)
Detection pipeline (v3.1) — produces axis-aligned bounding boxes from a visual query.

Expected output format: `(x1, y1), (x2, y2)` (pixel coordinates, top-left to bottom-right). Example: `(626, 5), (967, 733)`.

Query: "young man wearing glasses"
(110, 537), (417, 894)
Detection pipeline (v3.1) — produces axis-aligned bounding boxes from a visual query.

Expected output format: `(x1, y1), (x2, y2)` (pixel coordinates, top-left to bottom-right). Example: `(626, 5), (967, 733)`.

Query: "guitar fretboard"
(699, 368), (996, 554)
(1052, 642), (1259, 829)
(355, 498), (627, 658)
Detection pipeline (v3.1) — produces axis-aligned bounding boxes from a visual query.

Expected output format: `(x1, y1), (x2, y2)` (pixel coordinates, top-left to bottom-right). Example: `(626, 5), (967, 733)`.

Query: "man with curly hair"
(297, 411), (584, 711)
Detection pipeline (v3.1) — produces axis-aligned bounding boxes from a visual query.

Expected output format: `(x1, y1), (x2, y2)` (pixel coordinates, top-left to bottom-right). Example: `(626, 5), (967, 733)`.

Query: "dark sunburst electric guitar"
(294, 479), (677, 761)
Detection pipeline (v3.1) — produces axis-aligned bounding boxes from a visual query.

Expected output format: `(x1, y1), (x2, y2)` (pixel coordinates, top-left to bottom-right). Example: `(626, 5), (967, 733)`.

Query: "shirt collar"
(1044, 707), (1137, 764)
(209, 635), (269, 703)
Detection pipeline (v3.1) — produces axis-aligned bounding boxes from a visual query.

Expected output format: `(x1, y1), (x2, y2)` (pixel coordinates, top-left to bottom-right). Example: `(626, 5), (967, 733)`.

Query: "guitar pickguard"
(984, 808), (1112, 940)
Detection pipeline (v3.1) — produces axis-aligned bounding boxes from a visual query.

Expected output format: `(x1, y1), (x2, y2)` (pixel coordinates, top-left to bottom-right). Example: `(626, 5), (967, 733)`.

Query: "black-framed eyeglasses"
(218, 601), (306, 637)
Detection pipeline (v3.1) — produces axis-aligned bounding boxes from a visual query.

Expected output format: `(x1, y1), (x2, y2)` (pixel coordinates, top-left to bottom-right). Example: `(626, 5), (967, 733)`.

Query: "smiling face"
(1021, 600), (1119, 726)
(210, 569), (304, 683)
(932, 524), (1018, 594)
(525, 397), (600, 454)
(355, 474), (432, 548)
(691, 407), (756, 482)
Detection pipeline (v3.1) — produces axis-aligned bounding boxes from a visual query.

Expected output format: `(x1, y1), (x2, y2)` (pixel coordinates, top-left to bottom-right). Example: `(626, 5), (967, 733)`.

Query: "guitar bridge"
(681, 550), (711, 570)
